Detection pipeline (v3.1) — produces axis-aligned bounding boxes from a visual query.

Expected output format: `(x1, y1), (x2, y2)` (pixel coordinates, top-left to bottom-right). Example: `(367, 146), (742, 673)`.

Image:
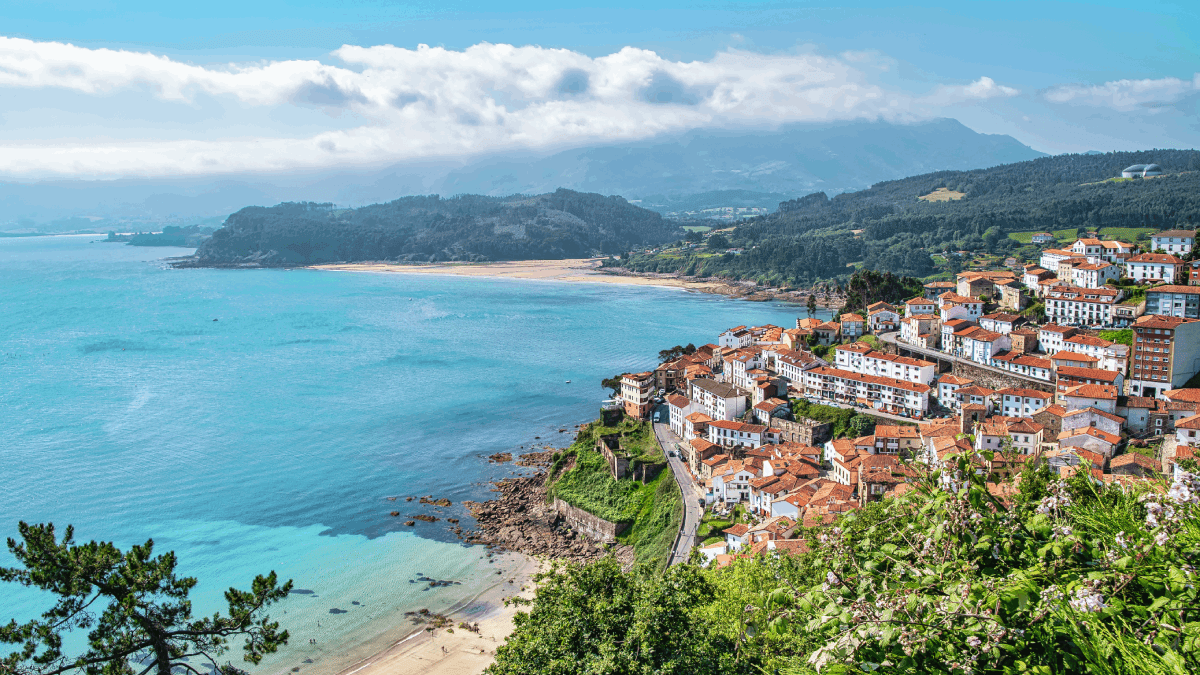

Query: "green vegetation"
(190, 189), (682, 266)
(610, 151), (1200, 285)
(1099, 226), (1157, 242)
(1, 522), (291, 675)
(790, 399), (877, 439)
(1098, 328), (1133, 346)
(616, 469), (682, 570)
(682, 224), (713, 233)
(490, 458), (1200, 674)
(547, 419), (679, 569)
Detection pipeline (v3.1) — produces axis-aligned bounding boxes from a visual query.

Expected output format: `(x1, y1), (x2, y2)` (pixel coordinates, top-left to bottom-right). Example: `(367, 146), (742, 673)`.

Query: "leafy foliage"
(487, 559), (742, 675)
(496, 459), (1200, 674)
(0, 523), (291, 675)
(190, 189), (682, 266)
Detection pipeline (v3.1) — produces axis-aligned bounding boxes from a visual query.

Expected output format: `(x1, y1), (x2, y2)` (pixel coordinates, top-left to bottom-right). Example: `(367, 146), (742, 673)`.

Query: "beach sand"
(308, 553), (543, 675)
(309, 259), (725, 293)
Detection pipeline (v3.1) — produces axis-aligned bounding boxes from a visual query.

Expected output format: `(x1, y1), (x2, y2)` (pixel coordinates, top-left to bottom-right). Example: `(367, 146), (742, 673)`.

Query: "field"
(918, 187), (966, 202)
(1008, 225), (1156, 245)
(681, 225), (713, 233)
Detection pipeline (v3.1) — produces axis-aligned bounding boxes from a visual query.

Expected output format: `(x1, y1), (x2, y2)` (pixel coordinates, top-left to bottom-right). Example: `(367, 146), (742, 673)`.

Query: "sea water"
(0, 234), (826, 672)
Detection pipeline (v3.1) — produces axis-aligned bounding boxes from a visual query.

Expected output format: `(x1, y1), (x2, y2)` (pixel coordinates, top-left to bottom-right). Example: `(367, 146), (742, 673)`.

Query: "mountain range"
(0, 119), (1043, 231)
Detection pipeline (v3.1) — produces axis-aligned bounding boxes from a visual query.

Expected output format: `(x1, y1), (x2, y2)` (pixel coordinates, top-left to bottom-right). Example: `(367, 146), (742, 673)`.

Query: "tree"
(806, 294), (818, 319)
(848, 414), (876, 437)
(601, 376), (623, 397)
(1, 523), (291, 675)
(706, 234), (729, 250)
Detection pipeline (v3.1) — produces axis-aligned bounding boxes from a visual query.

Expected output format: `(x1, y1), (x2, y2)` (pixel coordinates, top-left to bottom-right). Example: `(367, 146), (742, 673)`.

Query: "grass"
(1098, 226), (1156, 242)
(682, 225), (713, 233)
(1098, 328), (1132, 346)
(585, 418), (663, 464)
(1008, 227), (1079, 244)
(615, 469), (681, 571)
(548, 417), (682, 570)
(918, 188), (966, 202)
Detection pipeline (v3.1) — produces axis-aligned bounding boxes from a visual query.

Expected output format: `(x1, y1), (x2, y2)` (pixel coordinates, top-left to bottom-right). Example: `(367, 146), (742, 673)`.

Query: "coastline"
(299, 552), (543, 675)
(308, 259), (843, 307)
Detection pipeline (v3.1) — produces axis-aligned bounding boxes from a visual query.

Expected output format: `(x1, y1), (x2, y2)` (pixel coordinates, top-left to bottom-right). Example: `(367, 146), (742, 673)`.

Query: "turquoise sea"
(0, 235), (824, 672)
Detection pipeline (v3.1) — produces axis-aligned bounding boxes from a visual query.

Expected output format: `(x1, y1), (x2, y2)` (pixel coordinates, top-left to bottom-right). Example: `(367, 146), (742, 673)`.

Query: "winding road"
(651, 406), (703, 566)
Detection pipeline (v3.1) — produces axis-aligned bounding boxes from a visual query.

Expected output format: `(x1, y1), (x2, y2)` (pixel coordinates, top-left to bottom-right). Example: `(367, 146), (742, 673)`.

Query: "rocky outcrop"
(461, 452), (634, 567)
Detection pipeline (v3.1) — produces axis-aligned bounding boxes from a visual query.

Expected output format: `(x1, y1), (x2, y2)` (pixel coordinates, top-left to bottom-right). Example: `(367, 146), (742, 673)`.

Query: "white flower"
(826, 571), (839, 586)
(1167, 481), (1191, 504)
(1069, 587), (1107, 613)
(1155, 531), (1170, 546)
(1053, 525), (1072, 539)
(966, 636), (982, 648)
(1114, 531), (1129, 549)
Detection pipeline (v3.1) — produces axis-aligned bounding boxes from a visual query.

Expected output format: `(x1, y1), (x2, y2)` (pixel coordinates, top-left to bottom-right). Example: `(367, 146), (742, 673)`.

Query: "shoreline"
(307, 259), (843, 307)
(305, 552), (543, 675)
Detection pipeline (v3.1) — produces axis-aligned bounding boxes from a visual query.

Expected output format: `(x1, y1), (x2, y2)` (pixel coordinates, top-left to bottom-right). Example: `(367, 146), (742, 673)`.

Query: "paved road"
(877, 330), (1048, 388)
(651, 407), (703, 566)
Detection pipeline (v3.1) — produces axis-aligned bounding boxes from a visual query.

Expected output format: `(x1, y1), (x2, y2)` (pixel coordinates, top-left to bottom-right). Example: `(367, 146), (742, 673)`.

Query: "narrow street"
(651, 405), (703, 566)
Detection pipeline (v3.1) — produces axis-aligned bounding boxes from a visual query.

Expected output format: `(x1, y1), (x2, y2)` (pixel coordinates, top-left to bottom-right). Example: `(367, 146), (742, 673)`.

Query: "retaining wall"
(951, 360), (1056, 394)
(553, 498), (629, 541)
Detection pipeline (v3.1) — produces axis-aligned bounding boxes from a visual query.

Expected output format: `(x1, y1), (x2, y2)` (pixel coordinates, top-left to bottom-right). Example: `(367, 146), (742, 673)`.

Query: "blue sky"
(1, 0), (1196, 177)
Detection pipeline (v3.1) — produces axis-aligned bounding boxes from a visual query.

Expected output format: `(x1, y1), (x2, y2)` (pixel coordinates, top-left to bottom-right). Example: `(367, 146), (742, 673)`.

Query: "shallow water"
(0, 234), (825, 671)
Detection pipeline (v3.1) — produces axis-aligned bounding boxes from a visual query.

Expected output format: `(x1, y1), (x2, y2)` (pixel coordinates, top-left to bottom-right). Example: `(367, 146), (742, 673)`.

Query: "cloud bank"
(1, 36), (1024, 177)
(1044, 74), (1200, 111)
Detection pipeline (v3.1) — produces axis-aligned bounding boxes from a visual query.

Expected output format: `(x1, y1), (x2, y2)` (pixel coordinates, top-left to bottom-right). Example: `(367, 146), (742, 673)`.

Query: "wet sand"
(304, 553), (543, 675)
(309, 259), (726, 293)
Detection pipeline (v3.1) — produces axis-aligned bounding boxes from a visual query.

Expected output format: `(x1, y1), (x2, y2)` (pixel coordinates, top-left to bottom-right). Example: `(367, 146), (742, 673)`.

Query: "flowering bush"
(732, 457), (1200, 674)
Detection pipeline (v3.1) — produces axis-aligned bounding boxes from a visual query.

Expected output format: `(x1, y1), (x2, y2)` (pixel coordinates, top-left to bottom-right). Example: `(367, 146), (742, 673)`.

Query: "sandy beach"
(302, 553), (543, 675)
(309, 259), (726, 293)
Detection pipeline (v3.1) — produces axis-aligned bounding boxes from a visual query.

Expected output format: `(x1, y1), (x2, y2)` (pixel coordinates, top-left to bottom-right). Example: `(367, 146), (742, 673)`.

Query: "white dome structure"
(1122, 164), (1163, 178)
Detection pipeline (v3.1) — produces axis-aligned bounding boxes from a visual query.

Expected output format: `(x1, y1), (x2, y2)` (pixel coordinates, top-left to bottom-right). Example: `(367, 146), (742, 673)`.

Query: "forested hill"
(184, 189), (681, 266)
(615, 149), (1200, 286)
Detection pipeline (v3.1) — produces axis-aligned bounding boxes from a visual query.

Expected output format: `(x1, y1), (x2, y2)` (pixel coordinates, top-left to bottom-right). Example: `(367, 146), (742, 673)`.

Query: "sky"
(1, 0), (1197, 179)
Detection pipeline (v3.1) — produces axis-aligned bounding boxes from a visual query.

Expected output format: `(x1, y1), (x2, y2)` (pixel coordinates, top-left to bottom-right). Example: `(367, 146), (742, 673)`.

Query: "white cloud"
(0, 36), (1022, 177)
(1043, 74), (1200, 111)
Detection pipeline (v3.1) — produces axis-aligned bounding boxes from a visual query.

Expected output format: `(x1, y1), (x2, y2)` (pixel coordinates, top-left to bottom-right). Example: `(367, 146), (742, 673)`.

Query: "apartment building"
(904, 298), (936, 317)
(978, 312), (1023, 334)
(1044, 285), (1122, 326)
(1071, 262), (1120, 289)
(1128, 315), (1200, 399)
(621, 371), (655, 419)
(1145, 285), (1200, 319)
(938, 293), (983, 321)
(1037, 324), (1078, 354)
(997, 388), (1055, 417)
(957, 326), (1011, 364)
(900, 314), (940, 349)
(690, 378), (748, 421)
(1126, 253), (1184, 284)
(833, 343), (937, 385)
(1062, 334), (1129, 375)
(1150, 229), (1195, 255)
(800, 366), (930, 418)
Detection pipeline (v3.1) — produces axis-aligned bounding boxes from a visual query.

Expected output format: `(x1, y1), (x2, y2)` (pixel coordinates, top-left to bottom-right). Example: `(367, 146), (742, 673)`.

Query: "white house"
(1071, 262), (1120, 289)
(904, 298), (936, 317)
(690, 378), (748, 421)
(718, 326), (753, 348)
(666, 394), (696, 438)
(1044, 285), (1123, 326)
(1150, 229), (1195, 255)
(997, 388), (1054, 417)
(1126, 253), (1184, 284)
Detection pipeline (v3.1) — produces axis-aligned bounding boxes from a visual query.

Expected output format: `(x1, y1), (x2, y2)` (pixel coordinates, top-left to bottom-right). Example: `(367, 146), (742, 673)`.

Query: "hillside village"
(611, 227), (1200, 567)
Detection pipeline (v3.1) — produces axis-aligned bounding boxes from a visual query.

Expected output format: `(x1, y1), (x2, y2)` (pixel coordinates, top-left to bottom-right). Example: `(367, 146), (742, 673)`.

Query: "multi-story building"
(621, 371), (655, 419)
(904, 298), (936, 317)
(718, 326), (753, 349)
(1037, 324), (1078, 354)
(840, 313), (865, 338)
(923, 280), (956, 300)
(1071, 262), (1120, 289)
(938, 293), (983, 322)
(1040, 248), (1076, 273)
(900, 314), (940, 349)
(1031, 232), (1056, 245)
(833, 343), (937, 385)
(1023, 266), (1056, 292)
(1044, 285), (1123, 326)
(1145, 285), (1200, 319)
(666, 394), (695, 438)
(800, 366), (931, 418)
(1062, 333), (1129, 375)
(770, 349), (827, 388)
(1069, 238), (1105, 259)
(1150, 229), (1195, 255)
(707, 421), (772, 449)
(867, 302), (901, 333)
(689, 378), (748, 421)
(997, 388), (1055, 417)
(958, 326), (1011, 364)
(1128, 315), (1200, 399)
(978, 312), (1023, 334)
(989, 352), (1053, 381)
(723, 349), (767, 390)
(1126, 253), (1185, 284)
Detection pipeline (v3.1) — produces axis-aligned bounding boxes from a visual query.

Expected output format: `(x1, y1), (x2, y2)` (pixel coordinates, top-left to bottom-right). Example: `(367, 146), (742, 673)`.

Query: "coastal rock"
(420, 497), (452, 507)
(488, 452), (513, 463)
(413, 514), (438, 522)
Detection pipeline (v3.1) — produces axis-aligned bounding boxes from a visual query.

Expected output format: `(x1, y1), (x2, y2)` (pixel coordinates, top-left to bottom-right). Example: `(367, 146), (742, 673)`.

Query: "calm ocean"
(0, 235), (824, 671)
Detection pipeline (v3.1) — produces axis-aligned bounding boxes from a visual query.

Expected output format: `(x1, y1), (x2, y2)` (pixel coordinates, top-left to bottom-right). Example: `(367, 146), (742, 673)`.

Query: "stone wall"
(770, 417), (832, 446)
(951, 360), (1056, 394)
(553, 498), (629, 541)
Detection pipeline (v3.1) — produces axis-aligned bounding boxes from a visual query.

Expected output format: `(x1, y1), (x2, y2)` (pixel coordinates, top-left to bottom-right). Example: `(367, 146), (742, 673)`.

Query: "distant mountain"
(181, 189), (680, 267)
(0, 119), (1042, 230)
(429, 119), (1045, 203)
